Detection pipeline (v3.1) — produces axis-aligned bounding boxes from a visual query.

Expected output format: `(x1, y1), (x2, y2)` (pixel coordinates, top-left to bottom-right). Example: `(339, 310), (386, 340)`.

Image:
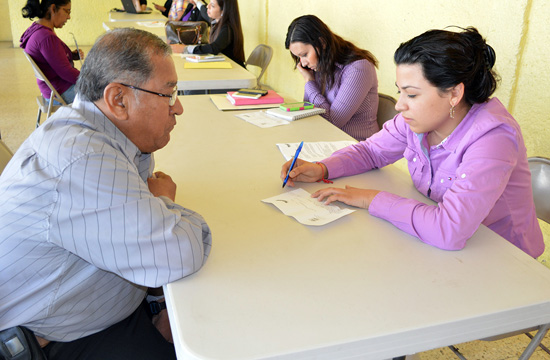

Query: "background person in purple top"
(285, 15), (379, 141)
(20, 0), (82, 104)
(281, 27), (544, 258)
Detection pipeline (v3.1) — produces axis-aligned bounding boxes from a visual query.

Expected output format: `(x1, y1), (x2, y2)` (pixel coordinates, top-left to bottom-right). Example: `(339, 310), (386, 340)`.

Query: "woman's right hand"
(296, 62), (315, 82)
(280, 159), (325, 187)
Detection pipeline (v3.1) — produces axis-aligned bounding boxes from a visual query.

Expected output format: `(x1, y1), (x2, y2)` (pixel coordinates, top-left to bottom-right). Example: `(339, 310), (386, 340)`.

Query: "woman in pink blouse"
(281, 27), (544, 258)
(20, 0), (82, 104)
(285, 15), (379, 141)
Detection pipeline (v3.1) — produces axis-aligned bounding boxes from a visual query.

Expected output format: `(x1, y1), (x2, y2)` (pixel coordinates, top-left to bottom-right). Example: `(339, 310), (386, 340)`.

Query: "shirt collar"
(427, 101), (484, 152)
(72, 95), (149, 176)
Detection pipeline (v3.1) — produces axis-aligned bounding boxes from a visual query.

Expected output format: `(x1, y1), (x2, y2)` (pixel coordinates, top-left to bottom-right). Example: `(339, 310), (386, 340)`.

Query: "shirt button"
(461, 173), (466, 178)
(413, 157), (417, 162)
(440, 179), (444, 183)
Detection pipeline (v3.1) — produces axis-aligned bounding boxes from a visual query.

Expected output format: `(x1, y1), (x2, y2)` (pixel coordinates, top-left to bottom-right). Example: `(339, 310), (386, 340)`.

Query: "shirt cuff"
(321, 156), (348, 179)
(158, 195), (176, 207)
(368, 191), (419, 234)
(186, 45), (197, 54)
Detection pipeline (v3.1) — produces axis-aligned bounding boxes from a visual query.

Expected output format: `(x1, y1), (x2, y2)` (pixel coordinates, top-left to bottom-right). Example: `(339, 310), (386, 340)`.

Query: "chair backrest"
(376, 93), (398, 130)
(0, 139), (13, 175)
(245, 44), (273, 85)
(23, 51), (67, 105)
(528, 156), (550, 224)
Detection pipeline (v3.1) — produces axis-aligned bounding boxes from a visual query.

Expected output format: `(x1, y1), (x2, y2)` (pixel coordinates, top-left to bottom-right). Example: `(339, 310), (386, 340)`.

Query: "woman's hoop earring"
(449, 105), (455, 119)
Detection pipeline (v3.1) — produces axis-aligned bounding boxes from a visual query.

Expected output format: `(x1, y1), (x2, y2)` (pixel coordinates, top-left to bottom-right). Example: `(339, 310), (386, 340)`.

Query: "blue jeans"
(45, 85), (76, 106)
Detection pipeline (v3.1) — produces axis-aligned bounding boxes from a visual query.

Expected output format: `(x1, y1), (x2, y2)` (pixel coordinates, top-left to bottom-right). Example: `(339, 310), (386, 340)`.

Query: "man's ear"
(103, 83), (130, 121)
(450, 82), (465, 107)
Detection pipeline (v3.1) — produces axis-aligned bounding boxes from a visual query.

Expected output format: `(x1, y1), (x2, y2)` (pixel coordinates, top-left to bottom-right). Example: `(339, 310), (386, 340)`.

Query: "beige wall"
(9, 0), (118, 47)
(0, 0), (12, 41)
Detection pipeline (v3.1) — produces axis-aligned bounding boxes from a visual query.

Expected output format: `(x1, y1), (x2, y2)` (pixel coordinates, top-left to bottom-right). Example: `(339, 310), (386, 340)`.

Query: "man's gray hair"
(76, 28), (172, 101)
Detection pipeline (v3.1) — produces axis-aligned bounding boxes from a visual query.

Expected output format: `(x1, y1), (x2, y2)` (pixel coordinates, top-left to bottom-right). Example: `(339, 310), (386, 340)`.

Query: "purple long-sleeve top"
(322, 98), (544, 258)
(20, 22), (79, 100)
(304, 59), (379, 141)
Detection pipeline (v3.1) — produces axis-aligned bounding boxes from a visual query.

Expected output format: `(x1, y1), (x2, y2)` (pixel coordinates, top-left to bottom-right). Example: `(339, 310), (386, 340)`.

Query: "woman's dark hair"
(394, 27), (499, 105)
(285, 15), (378, 93)
(210, 0), (245, 65)
(22, 0), (70, 20)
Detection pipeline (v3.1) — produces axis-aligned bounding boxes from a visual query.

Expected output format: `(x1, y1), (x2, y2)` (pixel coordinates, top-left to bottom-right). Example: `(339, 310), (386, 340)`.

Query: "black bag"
(0, 326), (46, 360)
(165, 21), (209, 45)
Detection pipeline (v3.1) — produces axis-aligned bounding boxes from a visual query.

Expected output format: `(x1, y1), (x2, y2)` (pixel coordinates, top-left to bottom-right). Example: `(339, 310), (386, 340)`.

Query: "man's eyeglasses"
(120, 83), (178, 107)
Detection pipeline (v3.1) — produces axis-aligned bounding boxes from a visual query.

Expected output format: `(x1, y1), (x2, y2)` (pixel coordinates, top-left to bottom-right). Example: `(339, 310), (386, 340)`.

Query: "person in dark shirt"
(171, 0), (245, 67)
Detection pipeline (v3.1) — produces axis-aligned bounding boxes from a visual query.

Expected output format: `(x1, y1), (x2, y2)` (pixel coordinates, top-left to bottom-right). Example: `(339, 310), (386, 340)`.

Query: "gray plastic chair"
(376, 93), (398, 130)
(528, 156), (550, 224)
(448, 157), (550, 359)
(245, 44), (273, 89)
(23, 51), (68, 128)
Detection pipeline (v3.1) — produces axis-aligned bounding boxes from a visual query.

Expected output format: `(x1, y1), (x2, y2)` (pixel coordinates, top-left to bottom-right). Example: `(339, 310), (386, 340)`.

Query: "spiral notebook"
(265, 107), (325, 121)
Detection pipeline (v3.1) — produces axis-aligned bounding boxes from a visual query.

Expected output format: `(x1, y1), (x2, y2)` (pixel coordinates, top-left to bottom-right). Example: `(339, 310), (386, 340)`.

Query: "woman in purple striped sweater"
(285, 15), (379, 141)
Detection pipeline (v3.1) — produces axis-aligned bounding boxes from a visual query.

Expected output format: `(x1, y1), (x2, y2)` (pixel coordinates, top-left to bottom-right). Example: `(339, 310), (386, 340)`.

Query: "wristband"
(315, 162), (333, 184)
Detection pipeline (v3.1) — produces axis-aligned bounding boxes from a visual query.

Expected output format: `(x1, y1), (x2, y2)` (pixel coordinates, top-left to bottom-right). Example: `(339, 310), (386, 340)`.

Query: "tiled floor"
(1, 41), (549, 359)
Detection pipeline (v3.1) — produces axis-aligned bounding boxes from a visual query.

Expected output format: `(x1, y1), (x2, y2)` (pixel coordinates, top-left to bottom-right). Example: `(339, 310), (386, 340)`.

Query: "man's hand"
(147, 171), (177, 201)
(152, 309), (173, 343)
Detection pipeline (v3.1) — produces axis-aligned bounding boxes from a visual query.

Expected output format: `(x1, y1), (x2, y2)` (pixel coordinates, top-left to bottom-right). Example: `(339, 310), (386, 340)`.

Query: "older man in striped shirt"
(0, 28), (211, 360)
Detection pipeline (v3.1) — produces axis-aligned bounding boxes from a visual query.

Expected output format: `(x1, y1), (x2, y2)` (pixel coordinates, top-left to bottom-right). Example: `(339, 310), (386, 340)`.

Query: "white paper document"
(235, 111), (290, 128)
(277, 141), (356, 162)
(262, 188), (355, 226)
(137, 21), (165, 27)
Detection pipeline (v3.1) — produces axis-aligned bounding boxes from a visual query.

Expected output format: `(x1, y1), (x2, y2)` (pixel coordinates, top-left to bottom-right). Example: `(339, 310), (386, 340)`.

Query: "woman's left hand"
(72, 49), (84, 60)
(312, 185), (380, 209)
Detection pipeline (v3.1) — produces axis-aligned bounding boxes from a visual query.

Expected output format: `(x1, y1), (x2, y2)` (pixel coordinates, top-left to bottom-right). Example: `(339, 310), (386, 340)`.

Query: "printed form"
(277, 141), (356, 162)
(262, 188), (355, 226)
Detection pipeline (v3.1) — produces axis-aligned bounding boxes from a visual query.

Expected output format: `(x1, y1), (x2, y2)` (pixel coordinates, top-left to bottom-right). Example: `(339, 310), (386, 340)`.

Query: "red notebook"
(226, 90), (284, 106)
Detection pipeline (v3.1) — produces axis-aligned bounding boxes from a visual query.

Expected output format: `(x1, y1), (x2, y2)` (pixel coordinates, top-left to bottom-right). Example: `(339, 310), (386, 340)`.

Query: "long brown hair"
(285, 15), (378, 92)
(210, 0), (245, 65)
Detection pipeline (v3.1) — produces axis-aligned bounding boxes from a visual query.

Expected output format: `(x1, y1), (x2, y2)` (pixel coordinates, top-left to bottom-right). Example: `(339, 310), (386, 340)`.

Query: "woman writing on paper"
(285, 15), (379, 141)
(281, 27), (544, 258)
(171, 0), (245, 67)
(20, 0), (82, 104)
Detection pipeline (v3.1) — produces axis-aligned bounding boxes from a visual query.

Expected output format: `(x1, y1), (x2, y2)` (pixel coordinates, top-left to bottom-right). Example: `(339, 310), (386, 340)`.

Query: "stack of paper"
(186, 55), (225, 62)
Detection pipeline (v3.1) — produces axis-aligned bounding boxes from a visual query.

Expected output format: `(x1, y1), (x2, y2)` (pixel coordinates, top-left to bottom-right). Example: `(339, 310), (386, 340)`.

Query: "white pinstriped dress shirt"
(0, 96), (212, 341)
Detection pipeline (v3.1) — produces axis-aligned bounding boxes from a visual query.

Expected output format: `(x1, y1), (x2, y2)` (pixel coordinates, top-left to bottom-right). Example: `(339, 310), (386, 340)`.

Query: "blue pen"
(282, 141), (304, 188)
